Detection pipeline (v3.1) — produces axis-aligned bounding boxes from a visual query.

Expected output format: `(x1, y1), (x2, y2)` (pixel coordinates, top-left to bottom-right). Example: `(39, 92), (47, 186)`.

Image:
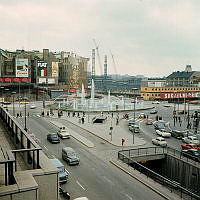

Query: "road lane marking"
(76, 181), (85, 190)
(43, 145), (48, 151)
(125, 194), (133, 200)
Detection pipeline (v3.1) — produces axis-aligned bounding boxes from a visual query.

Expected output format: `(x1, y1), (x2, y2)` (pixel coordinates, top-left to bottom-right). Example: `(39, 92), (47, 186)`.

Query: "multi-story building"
(0, 48), (89, 95)
(141, 65), (200, 101)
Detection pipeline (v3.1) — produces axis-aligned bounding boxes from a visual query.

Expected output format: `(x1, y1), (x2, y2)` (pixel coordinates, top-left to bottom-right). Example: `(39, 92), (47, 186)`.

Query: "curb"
(110, 160), (171, 200)
(51, 116), (146, 148)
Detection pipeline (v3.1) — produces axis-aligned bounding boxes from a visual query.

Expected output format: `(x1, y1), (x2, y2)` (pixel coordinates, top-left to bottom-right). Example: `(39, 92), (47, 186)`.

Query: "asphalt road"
(12, 102), (168, 200)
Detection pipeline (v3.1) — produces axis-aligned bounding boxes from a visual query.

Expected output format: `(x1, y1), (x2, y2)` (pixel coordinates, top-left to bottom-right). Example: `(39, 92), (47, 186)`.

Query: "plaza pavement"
(48, 111), (146, 148)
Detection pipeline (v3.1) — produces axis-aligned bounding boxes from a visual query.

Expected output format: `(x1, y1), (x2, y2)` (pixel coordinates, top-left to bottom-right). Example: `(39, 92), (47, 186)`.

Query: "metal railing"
(118, 146), (200, 200)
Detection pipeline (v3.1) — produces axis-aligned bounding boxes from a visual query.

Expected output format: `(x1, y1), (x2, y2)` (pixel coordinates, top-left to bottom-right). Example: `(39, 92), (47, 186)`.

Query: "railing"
(118, 146), (200, 200)
(0, 106), (42, 186)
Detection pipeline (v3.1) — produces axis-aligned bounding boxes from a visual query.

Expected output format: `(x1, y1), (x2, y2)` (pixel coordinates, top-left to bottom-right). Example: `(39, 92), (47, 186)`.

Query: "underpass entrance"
(118, 147), (200, 200)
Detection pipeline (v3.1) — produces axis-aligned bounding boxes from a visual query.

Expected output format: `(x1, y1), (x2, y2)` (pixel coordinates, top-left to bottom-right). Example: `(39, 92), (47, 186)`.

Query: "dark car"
(182, 149), (200, 162)
(170, 130), (192, 139)
(47, 133), (60, 143)
(150, 109), (158, 114)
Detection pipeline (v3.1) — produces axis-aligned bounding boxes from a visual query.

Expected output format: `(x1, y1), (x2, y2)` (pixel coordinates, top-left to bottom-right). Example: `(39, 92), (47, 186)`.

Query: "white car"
(30, 104), (37, 109)
(57, 129), (70, 139)
(152, 101), (160, 104)
(156, 129), (171, 138)
(152, 137), (167, 147)
(182, 136), (199, 145)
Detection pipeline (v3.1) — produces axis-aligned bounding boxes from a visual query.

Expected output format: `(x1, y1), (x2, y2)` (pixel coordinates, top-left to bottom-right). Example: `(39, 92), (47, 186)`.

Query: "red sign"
(69, 88), (76, 93)
(21, 78), (29, 83)
(0, 78), (3, 82)
(160, 93), (199, 99)
(13, 78), (20, 82)
(4, 78), (11, 82)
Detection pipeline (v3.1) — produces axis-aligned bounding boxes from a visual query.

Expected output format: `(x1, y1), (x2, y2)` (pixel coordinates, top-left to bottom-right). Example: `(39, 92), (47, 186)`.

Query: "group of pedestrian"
(156, 115), (162, 121)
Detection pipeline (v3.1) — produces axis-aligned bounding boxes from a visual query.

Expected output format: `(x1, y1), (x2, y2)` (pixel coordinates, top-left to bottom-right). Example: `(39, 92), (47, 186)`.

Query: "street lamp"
(132, 88), (138, 144)
(12, 91), (16, 116)
(25, 102), (27, 131)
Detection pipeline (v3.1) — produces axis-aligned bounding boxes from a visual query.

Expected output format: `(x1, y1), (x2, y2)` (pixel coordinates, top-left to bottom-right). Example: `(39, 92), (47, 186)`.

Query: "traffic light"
(122, 138), (125, 146)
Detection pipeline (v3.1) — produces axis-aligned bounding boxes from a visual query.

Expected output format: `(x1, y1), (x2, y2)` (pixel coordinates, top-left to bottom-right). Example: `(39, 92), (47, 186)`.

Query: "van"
(50, 158), (68, 183)
(62, 147), (80, 165)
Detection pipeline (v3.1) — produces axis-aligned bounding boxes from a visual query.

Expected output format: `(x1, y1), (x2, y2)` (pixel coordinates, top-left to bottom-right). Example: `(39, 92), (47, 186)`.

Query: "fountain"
(56, 79), (151, 112)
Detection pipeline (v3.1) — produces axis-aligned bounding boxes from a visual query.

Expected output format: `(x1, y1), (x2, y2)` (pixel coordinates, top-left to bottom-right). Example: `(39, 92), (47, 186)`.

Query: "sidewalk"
(48, 111), (146, 147)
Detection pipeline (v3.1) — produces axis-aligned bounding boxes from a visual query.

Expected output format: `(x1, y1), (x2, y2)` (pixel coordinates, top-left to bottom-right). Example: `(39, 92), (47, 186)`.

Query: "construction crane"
(93, 39), (103, 75)
(110, 50), (118, 75)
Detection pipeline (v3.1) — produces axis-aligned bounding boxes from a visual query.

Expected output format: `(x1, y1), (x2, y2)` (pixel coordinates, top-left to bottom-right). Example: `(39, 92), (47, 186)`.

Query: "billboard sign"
(160, 92), (200, 99)
(39, 78), (47, 84)
(37, 61), (47, 77)
(16, 58), (29, 77)
(52, 62), (58, 77)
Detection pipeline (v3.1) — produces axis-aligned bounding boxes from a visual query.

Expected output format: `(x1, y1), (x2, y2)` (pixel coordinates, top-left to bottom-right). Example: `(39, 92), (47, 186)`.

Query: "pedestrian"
(112, 113), (113, 118)
(178, 116), (181, 122)
(20, 112), (22, 117)
(175, 116), (178, 122)
(81, 117), (84, 124)
(17, 113), (19, 118)
(78, 117), (81, 124)
(68, 112), (70, 117)
(156, 115), (158, 121)
(47, 111), (49, 116)
(77, 112), (80, 117)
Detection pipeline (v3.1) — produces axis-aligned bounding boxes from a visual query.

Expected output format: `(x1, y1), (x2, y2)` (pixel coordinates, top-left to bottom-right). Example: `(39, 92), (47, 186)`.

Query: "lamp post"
(132, 88), (138, 144)
(24, 102), (28, 131)
(0, 86), (4, 105)
(12, 91), (16, 116)
(187, 102), (190, 128)
(42, 82), (45, 109)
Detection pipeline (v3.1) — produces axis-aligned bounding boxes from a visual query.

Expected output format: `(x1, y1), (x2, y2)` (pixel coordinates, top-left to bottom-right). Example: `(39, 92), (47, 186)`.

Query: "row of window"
(143, 87), (200, 91)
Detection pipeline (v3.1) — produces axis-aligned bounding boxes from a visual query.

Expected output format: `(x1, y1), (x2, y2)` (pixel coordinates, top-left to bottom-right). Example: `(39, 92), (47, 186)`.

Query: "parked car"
(30, 104), (37, 109)
(181, 149), (200, 162)
(153, 122), (165, 130)
(128, 119), (135, 126)
(129, 124), (140, 133)
(62, 147), (80, 165)
(182, 136), (199, 145)
(150, 109), (158, 114)
(145, 119), (153, 125)
(170, 130), (187, 139)
(152, 101), (160, 104)
(47, 133), (60, 143)
(57, 129), (70, 139)
(152, 137), (167, 147)
(180, 144), (200, 151)
(156, 129), (171, 138)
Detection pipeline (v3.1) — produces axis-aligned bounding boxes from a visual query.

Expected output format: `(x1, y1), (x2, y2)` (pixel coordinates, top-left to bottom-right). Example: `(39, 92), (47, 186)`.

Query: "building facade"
(141, 65), (200, 101)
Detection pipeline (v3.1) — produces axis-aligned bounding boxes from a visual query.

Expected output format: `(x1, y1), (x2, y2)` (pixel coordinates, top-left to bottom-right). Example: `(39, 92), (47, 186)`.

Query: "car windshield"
(68, 152), (76, 157)
(160, 139), (165, 141)
(51, 135), (58, 138)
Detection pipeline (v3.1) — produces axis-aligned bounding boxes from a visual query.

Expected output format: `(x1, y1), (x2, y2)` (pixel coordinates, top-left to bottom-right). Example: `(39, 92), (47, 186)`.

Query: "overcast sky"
(0, 0), (200, 77)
